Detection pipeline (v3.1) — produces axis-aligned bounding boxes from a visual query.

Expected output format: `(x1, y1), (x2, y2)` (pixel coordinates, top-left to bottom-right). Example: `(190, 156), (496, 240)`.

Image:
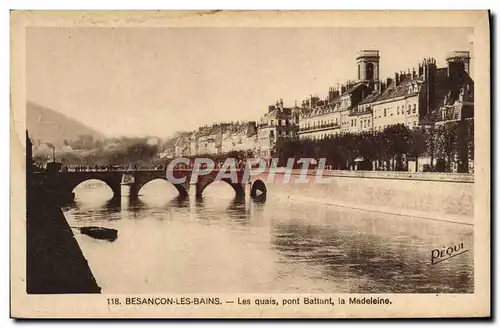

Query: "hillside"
(26, 102), (104, 146)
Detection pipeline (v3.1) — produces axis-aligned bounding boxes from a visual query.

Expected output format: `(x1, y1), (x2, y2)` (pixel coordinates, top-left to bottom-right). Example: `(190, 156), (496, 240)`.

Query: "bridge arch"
(196, 175), (245, 198)
(250, 179), (267, 198)
(132, 177), (188, 198)
(66, 177), (121, 200)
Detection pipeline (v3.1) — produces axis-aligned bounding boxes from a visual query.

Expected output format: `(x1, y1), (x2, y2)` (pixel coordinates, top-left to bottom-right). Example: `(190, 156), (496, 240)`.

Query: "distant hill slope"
(27, 102), (104, 146)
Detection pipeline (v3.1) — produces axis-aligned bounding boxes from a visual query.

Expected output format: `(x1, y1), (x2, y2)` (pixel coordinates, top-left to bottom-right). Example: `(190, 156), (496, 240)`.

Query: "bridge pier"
(189, 182), (197, 198)
(128, 183), (139, 199)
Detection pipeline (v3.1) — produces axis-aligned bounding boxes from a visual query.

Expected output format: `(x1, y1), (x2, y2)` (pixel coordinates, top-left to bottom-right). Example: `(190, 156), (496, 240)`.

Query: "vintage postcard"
(10, 10), (490, 318)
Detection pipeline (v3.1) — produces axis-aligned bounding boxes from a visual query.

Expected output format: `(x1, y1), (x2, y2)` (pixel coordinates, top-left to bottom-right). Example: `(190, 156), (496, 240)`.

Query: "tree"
(422, 124), (437, 171)
(456, 119), (469, 173)
(408, 127), (427, 172)
(384, 124), (410, 171)
(435, 122), (459, 172)
(277, 139), (299, 164)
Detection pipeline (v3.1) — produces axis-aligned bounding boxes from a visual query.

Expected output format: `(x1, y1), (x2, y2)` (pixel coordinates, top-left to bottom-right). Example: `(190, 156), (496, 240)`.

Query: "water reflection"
(63, 182), (473, 294)
(226, 197), (249, 223)
(271, 220), (473, 293)
(168, 195), (190, 209)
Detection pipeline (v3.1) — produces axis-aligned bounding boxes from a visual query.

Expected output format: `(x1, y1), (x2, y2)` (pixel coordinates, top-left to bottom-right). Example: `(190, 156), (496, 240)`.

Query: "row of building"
(161, 50), (474, 161)
(159, 121), (260, 159)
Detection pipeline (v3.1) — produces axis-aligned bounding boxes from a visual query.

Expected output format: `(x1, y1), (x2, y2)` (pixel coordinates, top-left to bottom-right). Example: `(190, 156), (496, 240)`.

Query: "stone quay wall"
(254, 170), (474, 225)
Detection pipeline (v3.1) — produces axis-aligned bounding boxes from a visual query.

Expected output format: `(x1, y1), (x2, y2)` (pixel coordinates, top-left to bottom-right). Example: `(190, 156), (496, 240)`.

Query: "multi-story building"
(363, 52), (473, 131)
(297, 49), (474, 139)
(298, 94), (340, 140)
(435, 51), (474, 122)
(220, 122), (258, 154)
(196, 124), (226, 156)
(257, 99), (299, 161)
(298, 50), (380, 138)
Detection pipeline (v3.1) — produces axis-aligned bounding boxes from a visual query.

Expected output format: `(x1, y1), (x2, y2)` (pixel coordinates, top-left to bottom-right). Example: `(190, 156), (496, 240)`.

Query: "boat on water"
(74, 226), (118, 242)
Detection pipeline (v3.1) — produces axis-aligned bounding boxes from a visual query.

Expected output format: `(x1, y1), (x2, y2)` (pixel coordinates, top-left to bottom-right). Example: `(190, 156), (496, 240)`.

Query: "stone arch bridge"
(48, 169), (267, 200)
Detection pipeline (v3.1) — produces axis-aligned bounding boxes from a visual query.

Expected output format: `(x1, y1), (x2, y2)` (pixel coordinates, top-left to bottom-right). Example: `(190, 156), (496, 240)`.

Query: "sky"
(26, 27), (473, 138)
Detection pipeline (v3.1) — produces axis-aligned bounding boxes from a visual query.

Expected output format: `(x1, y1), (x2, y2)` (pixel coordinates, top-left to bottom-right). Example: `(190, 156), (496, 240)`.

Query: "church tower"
(356, 50), (380, 84)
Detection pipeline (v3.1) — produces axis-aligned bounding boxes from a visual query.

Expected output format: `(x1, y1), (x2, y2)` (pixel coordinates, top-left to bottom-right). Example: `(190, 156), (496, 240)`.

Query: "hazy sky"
(27, 27), (473, 138)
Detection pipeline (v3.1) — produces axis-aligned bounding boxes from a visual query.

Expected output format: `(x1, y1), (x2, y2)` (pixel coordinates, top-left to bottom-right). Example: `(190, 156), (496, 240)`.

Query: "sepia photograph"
(10, 10), (490, 318)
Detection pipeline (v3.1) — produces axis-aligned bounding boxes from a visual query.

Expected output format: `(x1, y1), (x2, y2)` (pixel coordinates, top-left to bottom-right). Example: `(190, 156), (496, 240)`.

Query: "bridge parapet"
(42, 169), (263, 200)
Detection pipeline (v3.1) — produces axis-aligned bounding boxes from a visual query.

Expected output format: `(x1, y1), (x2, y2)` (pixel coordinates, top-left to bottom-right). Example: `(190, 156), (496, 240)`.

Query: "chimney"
(412, 67), (417, 79)
(311, 96), (319, 108)
(268, 105), (276, 113)
(341, 84), (347, 94)
(328, 87), (335, 102)
(447, 58), (466, 79)
(423, 57), (437, 117)
(380, 81), (386, 93)
(395, 73), (400, 86)
(423, 57), (437, 80)
(447, 51), (471, 76)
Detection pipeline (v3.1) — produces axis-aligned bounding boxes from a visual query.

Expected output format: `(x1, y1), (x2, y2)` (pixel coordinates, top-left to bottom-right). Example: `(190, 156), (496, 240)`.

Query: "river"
(62, 180), (474, 294)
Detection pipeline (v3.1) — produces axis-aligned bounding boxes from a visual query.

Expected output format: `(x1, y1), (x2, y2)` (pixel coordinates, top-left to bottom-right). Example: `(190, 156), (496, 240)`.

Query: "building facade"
(295, 49), (473, 139)
(257, 99), (299, 160)
(220, 122), (258, 154)
(162, 50), (473, 169)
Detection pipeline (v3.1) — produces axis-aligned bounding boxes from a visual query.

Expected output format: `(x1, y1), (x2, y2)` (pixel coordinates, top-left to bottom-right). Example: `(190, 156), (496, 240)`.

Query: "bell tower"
(357, 50), (380, 83)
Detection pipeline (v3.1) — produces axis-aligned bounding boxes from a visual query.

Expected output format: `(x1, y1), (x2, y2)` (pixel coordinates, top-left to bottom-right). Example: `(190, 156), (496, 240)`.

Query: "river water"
(62, 180), (474, 294)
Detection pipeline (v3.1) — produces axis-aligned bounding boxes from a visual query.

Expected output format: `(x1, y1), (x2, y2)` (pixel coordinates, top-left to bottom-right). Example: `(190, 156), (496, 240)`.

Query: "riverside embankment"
(256, 170), (474, 225)
(27, 188), (101, 294)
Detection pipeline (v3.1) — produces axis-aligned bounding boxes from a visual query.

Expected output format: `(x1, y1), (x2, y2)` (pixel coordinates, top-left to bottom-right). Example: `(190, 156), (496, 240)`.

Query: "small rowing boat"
(73, 226), (118, 242)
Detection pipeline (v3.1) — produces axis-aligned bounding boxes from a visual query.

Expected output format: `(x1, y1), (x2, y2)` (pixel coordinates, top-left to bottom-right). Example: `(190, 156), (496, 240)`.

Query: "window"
(401, 105), (404, 114)
(412, 104), (416, 114)
(366, 62), (374, 80)
(384, 108), (387, 117)
(397, 106), (399, 115)
(368, 119), (371, 126)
